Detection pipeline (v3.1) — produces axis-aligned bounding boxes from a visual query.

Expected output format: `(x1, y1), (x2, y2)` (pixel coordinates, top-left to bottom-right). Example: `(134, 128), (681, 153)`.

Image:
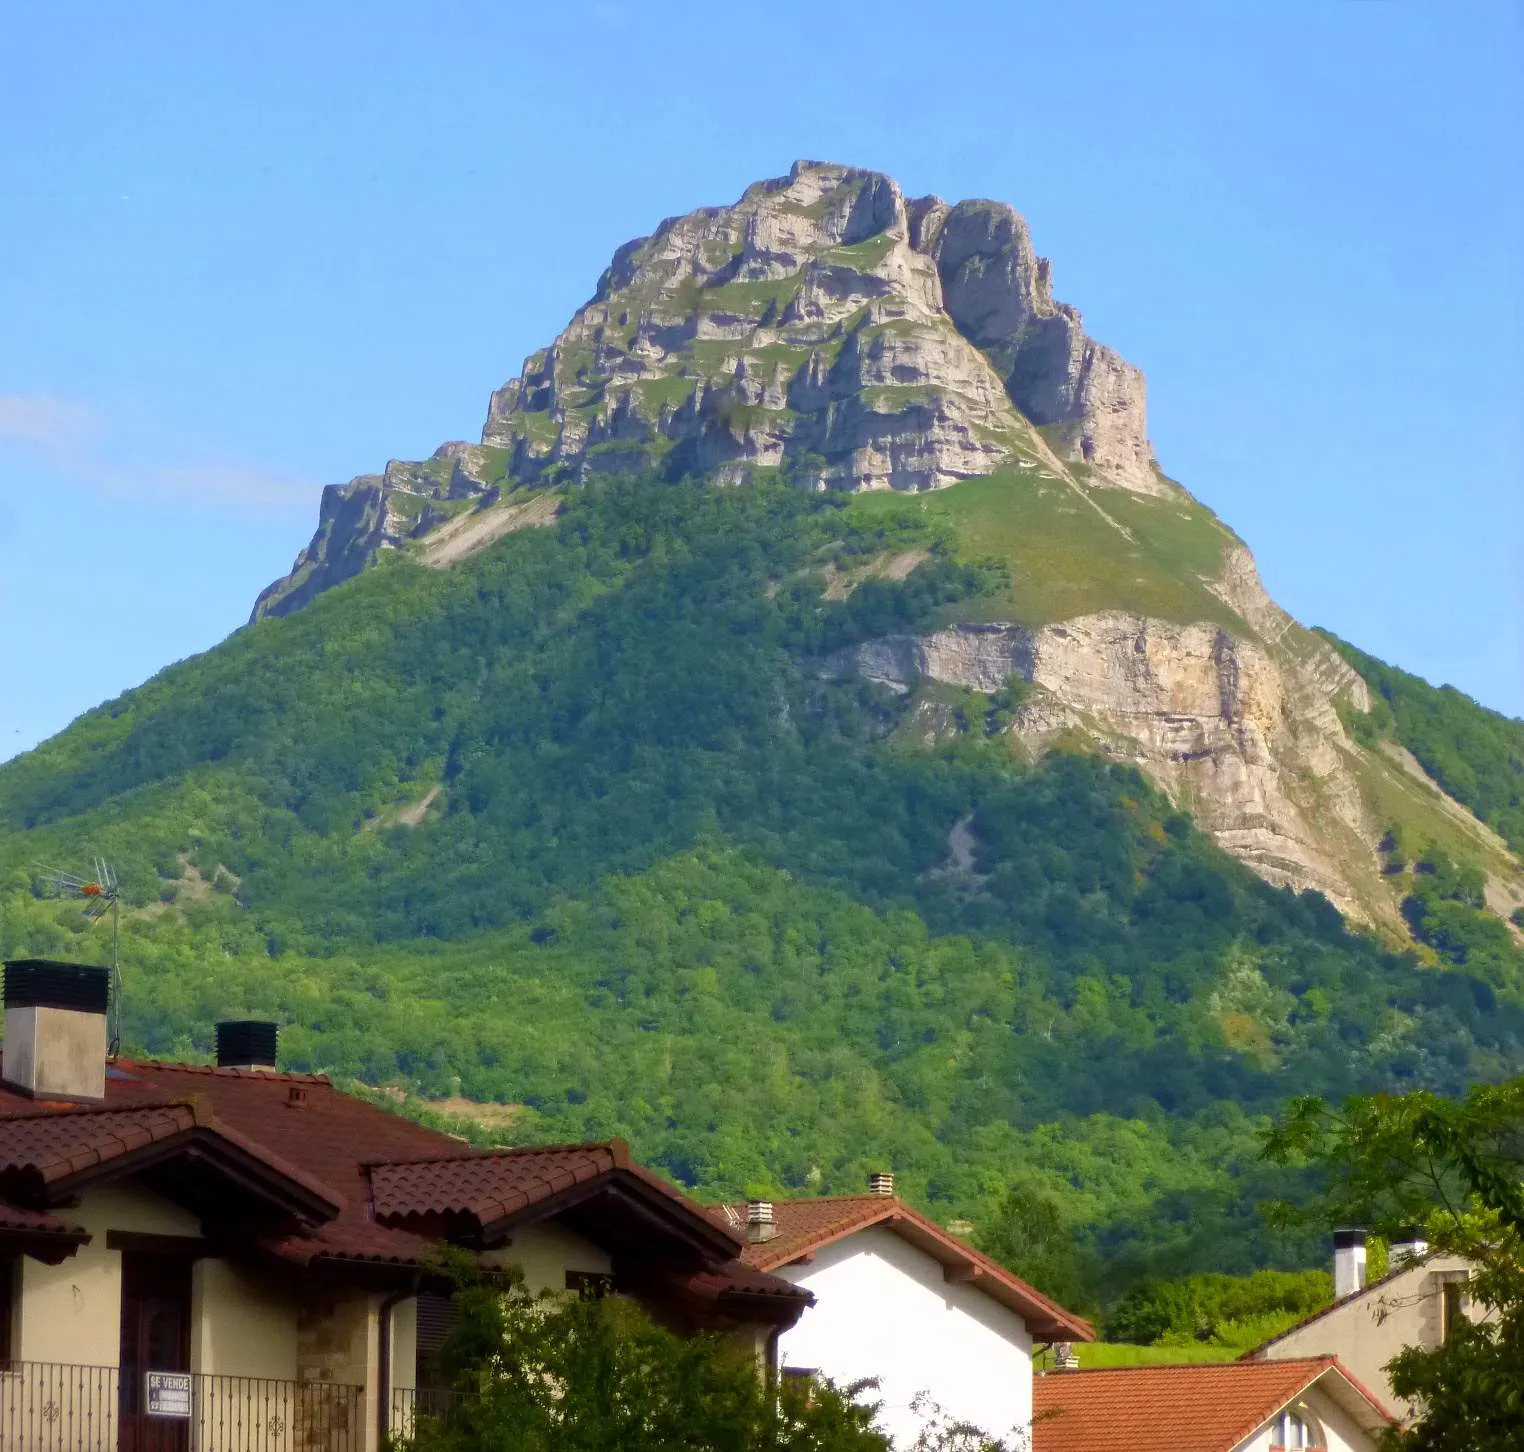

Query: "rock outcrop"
(826, 612), (1375, 913)
(255, 161), (1160, 620)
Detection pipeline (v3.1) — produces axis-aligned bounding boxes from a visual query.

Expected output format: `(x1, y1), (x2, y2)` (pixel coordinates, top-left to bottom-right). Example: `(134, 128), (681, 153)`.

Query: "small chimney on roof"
(216, 1020), (279, 1071)
(746, 1200), (777, 1244)
(1052, 1342), (1080, 1370)
(868, 1171), (894, 1197)
(1334, 1229), (1368, 1299)
(1390, 1229), (1430, 1266)
(2, 960), (110, 1101)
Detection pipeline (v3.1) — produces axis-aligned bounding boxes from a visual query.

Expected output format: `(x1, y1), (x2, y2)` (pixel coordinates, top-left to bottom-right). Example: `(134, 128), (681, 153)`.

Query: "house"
(1243, 1229), (1479, 1421)
(1032, 1358), (1391, 1452)
(717, 1177), (1094, 1447)
(0, 959), (807, 1451)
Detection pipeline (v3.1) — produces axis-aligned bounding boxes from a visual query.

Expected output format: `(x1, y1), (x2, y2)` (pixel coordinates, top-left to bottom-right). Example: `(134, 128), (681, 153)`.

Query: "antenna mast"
(39, 858), (123, 1057)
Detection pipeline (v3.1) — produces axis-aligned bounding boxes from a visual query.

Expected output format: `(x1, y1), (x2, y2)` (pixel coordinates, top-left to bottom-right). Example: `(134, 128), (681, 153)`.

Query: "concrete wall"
(1254, 1254), (1473, 1419)
(776, 1226), (1034, 1448)
(1232, 1381), (1381, 1452)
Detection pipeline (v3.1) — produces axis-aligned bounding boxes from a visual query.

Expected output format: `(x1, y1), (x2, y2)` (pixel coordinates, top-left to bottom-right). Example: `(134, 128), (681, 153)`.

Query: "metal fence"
(388, 1387), (466, 1442)
(0, 1363), (363, 1452)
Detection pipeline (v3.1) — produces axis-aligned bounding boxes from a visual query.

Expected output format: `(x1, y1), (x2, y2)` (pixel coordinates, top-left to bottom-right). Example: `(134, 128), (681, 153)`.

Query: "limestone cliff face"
(251, 445), (503, 619)
(254, 161), (1158, 619)
(827, 610), (1377, 914)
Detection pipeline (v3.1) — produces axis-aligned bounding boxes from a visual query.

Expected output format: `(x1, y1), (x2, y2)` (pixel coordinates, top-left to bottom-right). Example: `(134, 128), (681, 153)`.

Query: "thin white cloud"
(0, 394), (314, 512)
(138, 462), (315, 508)
(0, 394), (97, 463)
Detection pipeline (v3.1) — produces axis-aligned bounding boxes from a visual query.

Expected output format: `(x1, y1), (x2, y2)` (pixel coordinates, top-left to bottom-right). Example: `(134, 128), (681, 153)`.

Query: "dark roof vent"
(4, 960), (110, 1013)
(216, 1020), (279, 1070)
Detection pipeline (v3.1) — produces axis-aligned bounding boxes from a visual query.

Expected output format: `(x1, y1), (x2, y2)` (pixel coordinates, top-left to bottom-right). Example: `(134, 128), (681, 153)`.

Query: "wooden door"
(118, 1253), (191, 1452)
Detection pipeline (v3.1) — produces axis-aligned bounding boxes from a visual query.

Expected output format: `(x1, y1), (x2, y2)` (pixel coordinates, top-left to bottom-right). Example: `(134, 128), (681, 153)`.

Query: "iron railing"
(388, 1386), (466, 1441)
(0, 1363), (363, 1452)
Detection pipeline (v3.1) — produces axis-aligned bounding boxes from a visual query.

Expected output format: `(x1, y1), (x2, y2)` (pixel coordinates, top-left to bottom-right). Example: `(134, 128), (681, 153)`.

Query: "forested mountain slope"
(3, 476), (1521, 1293)
(3, 164), (1520, 1298)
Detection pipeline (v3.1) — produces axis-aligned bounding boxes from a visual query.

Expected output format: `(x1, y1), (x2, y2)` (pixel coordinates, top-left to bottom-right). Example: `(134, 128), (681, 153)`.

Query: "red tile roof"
(1032, 1358), (1391, 1452)
(0, 1104), (198, 1183)
(370, 1144), (622, 1225)
(0, 1060), (796, 1312)
(717, 1195), (1094, 1342)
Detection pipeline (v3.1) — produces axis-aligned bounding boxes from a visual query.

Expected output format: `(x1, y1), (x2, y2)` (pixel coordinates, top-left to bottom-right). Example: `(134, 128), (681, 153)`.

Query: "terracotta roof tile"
(93, 1061), (468, 1266)
(716, 1195), (1093, 1342)
(0, 1105), (197, 1183)
(370, 1145), (619, 1227)
(0, 1065), (753, 1284)
(1032, 1358), (1388, 1452)
(0, 1197), (85, 1236)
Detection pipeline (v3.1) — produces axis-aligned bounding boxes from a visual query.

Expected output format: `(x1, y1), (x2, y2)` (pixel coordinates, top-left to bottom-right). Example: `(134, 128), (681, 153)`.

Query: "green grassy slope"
(1321, 631), (1524, 857)
(2, 473), (1520, 1302)
(841, 468), (1247, 631)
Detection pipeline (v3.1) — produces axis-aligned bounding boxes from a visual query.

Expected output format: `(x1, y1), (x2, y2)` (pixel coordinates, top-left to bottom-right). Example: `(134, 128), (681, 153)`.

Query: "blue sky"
(2, 1), (1520, 762)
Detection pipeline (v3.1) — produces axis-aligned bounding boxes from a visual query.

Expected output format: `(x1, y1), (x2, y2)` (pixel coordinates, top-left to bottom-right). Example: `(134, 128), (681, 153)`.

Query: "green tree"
(975, 1188), (1092, 1313)
(396, 1261), (891, 1452)
(1265, 1077), (1524, 1450)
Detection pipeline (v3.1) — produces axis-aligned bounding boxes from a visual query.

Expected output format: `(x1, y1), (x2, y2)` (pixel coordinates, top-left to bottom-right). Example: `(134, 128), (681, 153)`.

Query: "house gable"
(1244, 1254), (1474, 1419)
(777, 1224), (1036, 1447)
(1032, 1359), (1391, 1452)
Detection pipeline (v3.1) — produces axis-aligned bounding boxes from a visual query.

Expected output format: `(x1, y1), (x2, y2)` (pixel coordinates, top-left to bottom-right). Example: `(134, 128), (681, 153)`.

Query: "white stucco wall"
(1231, 1382), (1381, 1452)
(775, 1226), (1034, 1447)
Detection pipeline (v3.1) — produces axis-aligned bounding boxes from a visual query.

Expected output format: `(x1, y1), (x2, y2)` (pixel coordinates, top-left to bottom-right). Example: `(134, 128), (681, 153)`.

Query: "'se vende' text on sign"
(145, 1371), (193, 1418)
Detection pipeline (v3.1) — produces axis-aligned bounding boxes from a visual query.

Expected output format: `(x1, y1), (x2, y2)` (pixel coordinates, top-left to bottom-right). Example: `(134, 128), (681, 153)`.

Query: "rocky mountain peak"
(253, 163), (1160, 622)
(482, 159), (1156, 496)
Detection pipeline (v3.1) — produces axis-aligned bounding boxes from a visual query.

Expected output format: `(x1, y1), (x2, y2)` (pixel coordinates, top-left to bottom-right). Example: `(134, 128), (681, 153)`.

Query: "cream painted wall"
(390, 1297), (418, 1393)
(489, 1219), (613, 1293)
(16, 1180), (202, 1366)
(776, 1226), (1034, 1448)
(1254, 1255), (1472, 1419)
(191, 1258), (299, 1380)
(1230, 1381), (1382, 1452)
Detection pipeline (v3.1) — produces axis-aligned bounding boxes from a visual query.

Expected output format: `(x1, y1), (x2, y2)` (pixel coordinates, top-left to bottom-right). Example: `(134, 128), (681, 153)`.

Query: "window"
(415, 1292), (459, 1390)
(565, 1270), (614, 1299)
(1271, 1410), (1324, 1450)
(780, 1367), (820, 1409)
(1441, 1275), (1468, 1342)
(0, 1256), (16, 1366)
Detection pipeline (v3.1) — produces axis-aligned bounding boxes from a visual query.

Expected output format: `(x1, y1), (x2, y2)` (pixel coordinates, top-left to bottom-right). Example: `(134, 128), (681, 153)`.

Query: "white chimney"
(1333, 1230), (1368, 1299)
(1390, 1230), (1430, 1265)
(2, 960), (110, 1101)
(868, 1171), (895, 1197)
(746, 1200), (777, 1244)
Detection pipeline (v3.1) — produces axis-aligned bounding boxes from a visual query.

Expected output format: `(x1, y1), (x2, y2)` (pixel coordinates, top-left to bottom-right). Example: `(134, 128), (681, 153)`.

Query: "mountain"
(4, 163), (1521, 1297)
(252, 161), (1522, 930)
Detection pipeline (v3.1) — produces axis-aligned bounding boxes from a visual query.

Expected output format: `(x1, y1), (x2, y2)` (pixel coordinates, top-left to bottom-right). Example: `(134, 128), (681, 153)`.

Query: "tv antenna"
(39, 858), (123, 1057)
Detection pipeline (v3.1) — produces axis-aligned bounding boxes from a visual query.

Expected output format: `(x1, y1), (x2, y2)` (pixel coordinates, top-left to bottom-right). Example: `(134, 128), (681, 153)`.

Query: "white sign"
(145, 1371), (192, 1418)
